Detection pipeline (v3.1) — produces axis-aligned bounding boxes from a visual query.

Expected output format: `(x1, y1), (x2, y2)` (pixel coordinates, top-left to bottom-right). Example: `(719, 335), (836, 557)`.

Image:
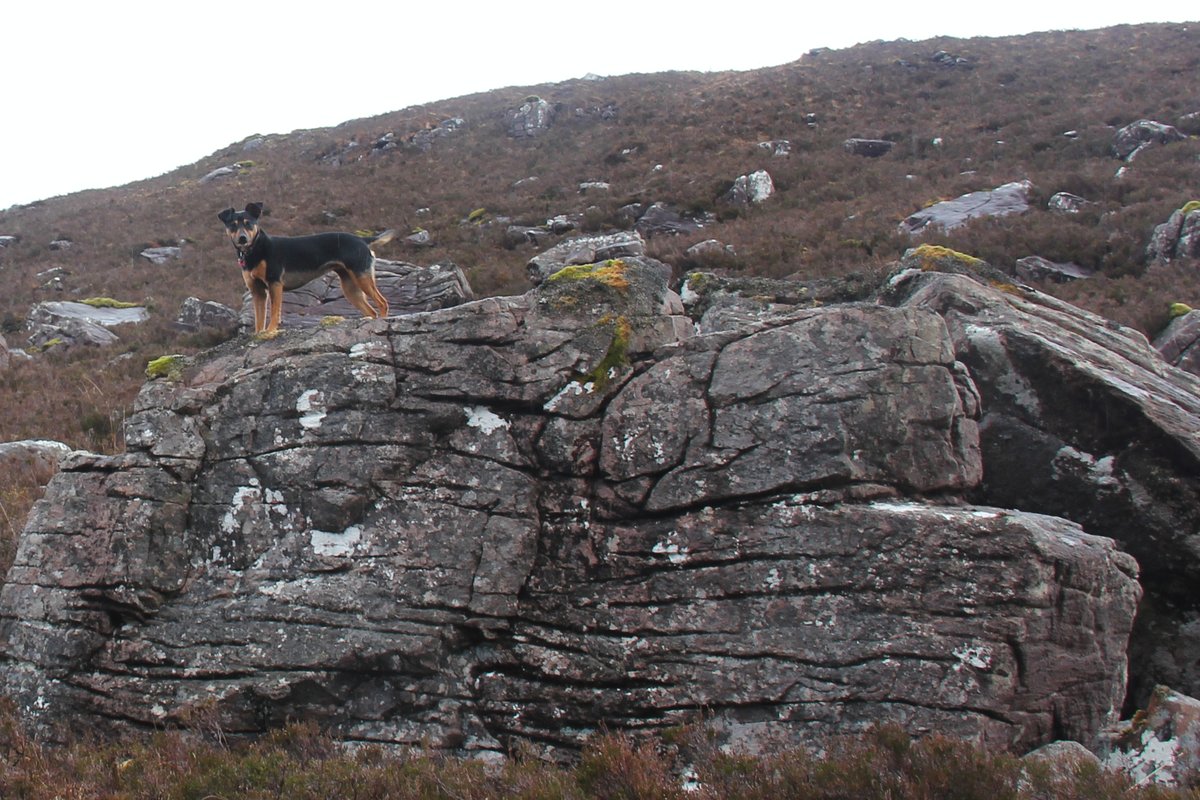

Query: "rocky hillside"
(1, 24), (1199, 456)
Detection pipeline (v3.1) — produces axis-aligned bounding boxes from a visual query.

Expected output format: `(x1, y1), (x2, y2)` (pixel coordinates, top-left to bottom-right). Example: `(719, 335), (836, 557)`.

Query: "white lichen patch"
(1052, 446), (1121, 491)
(311, 525), (363, 557)
(296, 389), (327, 430)
(652, 537), (688, 565)
(953, 643), (993, 671)
(543, 380), (595, 412)
(349, 341), (390, 360)
(219, 479), (290, 537)
(464, 405), (510, 435)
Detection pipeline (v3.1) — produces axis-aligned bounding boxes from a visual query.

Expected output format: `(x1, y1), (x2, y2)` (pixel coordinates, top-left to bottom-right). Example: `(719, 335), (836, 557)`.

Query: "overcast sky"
(0, 3), (1192, 210)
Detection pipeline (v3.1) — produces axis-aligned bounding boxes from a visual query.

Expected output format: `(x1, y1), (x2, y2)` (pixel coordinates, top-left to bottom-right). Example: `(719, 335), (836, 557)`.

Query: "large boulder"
(527, 231), (646, 285)
(0, 440), (72, 477)
(899, 180), (1032, 235)
(507, 96), (556, 138)
(0, 258), (1140, 760)
(881, 263), (1200, 707)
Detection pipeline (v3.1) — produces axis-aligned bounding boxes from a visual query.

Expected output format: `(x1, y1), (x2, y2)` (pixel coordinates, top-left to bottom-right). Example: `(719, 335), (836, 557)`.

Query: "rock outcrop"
(1155, 309), (1200, 377)
(26, 300), (150, 351)
(1146, 202), (1200, 266)
(0, 256), (1147, 759)
(1113, 119), (1186, 161)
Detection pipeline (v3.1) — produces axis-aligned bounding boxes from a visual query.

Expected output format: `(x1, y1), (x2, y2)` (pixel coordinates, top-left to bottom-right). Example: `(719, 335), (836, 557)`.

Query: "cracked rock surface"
(0, 258), (1142, 757)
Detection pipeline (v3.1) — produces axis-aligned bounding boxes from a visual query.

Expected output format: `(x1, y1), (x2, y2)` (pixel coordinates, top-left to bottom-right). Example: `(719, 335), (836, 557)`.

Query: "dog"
(217, 202), (394, 334)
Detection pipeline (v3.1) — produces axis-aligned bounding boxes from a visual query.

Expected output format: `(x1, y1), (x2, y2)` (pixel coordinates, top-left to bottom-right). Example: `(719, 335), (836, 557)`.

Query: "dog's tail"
(362, 229), (396, 247)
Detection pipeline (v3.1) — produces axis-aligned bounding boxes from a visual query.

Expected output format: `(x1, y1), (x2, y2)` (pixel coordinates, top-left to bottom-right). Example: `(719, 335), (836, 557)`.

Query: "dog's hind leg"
(358, 270), (390, 319)
(335, 267), (381, 319)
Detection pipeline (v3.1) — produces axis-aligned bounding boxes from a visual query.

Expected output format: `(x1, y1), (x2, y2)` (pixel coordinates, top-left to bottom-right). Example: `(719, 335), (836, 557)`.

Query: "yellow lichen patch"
(909, 244), (983, 271)
(319, 315), (347, 328)
(547, 260), (631, 291)
(81, 297), (140, 309)
(145, 354), (186, 381)
(581, 314), (633, 390)
(1180, 200), (1200, 215)
(1169, 302), (1194, 318)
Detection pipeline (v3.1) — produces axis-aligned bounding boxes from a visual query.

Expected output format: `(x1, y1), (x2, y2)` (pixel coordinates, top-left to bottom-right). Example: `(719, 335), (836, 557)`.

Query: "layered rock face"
(0, 259), (1145, 758)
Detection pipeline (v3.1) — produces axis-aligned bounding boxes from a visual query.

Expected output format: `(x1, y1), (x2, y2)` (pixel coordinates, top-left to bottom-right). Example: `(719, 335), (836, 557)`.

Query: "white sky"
(0, 3), (1192, 210)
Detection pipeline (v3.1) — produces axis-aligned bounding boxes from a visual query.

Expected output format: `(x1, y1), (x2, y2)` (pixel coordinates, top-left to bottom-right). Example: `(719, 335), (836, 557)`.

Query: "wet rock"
(899, 180), (1032, 235)
(1014, 256), (1095, 283)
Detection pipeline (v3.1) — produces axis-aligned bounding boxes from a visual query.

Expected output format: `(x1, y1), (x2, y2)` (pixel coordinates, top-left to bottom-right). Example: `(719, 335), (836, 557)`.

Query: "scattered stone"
(547, 214), (581, 234)
(0, 333), (9, 370)
(505, 225), (555, 249)
(48, 239), (72, 251)
(0, 235), (17, 248)
(1014, 256), (1095, 283)
(140, 246), (182, 264)
(1154, 309), (1200, 377)
(527, 231), (646, 284)
(198, 163), (245, 184)
(405, 229), (434, 248)
(1022, 740), (1102, 785)
(844, 138), (895, 157)
(722, 170), (774, 205)
(1147, 202), (1200, 266)
(1114, 119), (1186, 161)
(406, 118), (465, 152)
(931, 49), (972, 67)
(25, 300), (149, 351)
(899, 180), (1032, 235)
(1047, 192), (1092, 214)
(578, 181), (610, 193)
(174, 297), (239, 333)
(757, 139), (792, 157)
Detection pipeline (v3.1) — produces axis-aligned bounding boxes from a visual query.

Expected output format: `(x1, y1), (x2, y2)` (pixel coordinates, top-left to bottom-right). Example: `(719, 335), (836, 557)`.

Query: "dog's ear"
(217, 207), (236, 224)
(246, 202), (264, 219)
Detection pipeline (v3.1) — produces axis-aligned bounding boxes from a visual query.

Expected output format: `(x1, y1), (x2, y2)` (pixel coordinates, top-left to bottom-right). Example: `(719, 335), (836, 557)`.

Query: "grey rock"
(1014, 256), (1095, 283)
(0, 257), (1142, 760)
(198, 164), (241, 184)
(1099, 687), (1200, 787)
(883, 264), (1200, 707)
(48, 239), (72, 251)
(140, 246), (182, 264)
(757, 139), (792, 157)
(844, 138), (894, 157)
(578, 181), (610, 193)
(0, 440), (72, 476)
(722, 170), (774, 205)
(1047, 192), (1092, 214)
(1114, 119), (1186, 161)
(507, 96), (556, 138)
(527, 231), (646, 284)
(1154, 310), (1200, 377)
(0, 333), (8, 370)
(685, 239), (735, 260)
(1022, 740), (1101, 786)
(0, 235), (16, 248)
(899, 180), (1032, 235)
(1147, 204), (1200, 266)
(175, 297), (239, 333)
(634, 202), (710, 237)
(505, 225), (555, 249)
(404, 229), (434, 248)
(25, 301), (149, 350)
(238, 262), (474, 330)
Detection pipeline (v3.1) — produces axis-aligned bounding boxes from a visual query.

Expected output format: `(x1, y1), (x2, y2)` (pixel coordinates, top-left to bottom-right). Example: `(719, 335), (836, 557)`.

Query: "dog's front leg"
(267, 282), (284, 332)
(244, 273), (269, 333)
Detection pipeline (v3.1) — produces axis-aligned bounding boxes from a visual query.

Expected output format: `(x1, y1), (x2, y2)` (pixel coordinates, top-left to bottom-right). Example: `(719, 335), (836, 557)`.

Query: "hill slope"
(0, 22), (1198, 456)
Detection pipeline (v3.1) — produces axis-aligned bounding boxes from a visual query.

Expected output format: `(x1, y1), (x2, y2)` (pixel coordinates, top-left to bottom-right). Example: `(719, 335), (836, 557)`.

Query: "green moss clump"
(582, 315), (632, 390)
(1180, 200), (1200, 215)
(319, 315), (346, 328)
(1169, 302), (1194, 318)
(909, 244), (983, 271)
(145, 354), (186, 381)
(547, 260), (630, 291)
(81, 297), (140, 309)
(466, 207), (488, 224)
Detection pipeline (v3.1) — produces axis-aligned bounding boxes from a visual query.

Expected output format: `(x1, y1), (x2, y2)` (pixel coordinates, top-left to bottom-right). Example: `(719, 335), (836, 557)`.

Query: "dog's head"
(217, 202), (265, 249)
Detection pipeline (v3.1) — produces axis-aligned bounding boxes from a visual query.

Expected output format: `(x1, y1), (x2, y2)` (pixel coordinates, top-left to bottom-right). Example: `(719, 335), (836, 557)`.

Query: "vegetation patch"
(145, 354), (186, 381)
(1180, 200), (1200, 216)
(580, 314), (632, 391)
(1169, 302), (1194, 318)
(81, 297), (141, 309)
(909, 243), (984, 271)
(319, 315), (347, 328)
(548, 259), (631, 291)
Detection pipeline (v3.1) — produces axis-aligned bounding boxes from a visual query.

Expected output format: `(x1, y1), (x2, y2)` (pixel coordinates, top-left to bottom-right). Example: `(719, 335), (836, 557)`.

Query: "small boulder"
(25, 300), (148, 351)
(899, 180), (1032, 236)
(1147, 202), (1200, 266)
(0, 440), (72, 476)
(507, 96), (556, 139)
(1100, 687), (1200, 787)
(1047, 192), (1092, 214)
(0, 235), (17, 248)
(1014, 256), (1095, 284)
(685, 239), (735, 260)
(48, 239), (72, 251)
(634, 202), (711, 237)
(1154, 309), (1200, 377)
(722, 170), (774, 205)
(527, 231), (646, 285)
(405, 229), (434, 248)
(141, 246), (182, 264)
(175, 297), (239, 333)
(1114, 119), (1186, 161)
(757, 139), (792, 157)
(844, 138), (894, 157)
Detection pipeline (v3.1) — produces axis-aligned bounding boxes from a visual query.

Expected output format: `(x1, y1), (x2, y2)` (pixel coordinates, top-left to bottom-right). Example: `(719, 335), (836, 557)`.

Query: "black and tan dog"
(218, 202), (394, 333)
